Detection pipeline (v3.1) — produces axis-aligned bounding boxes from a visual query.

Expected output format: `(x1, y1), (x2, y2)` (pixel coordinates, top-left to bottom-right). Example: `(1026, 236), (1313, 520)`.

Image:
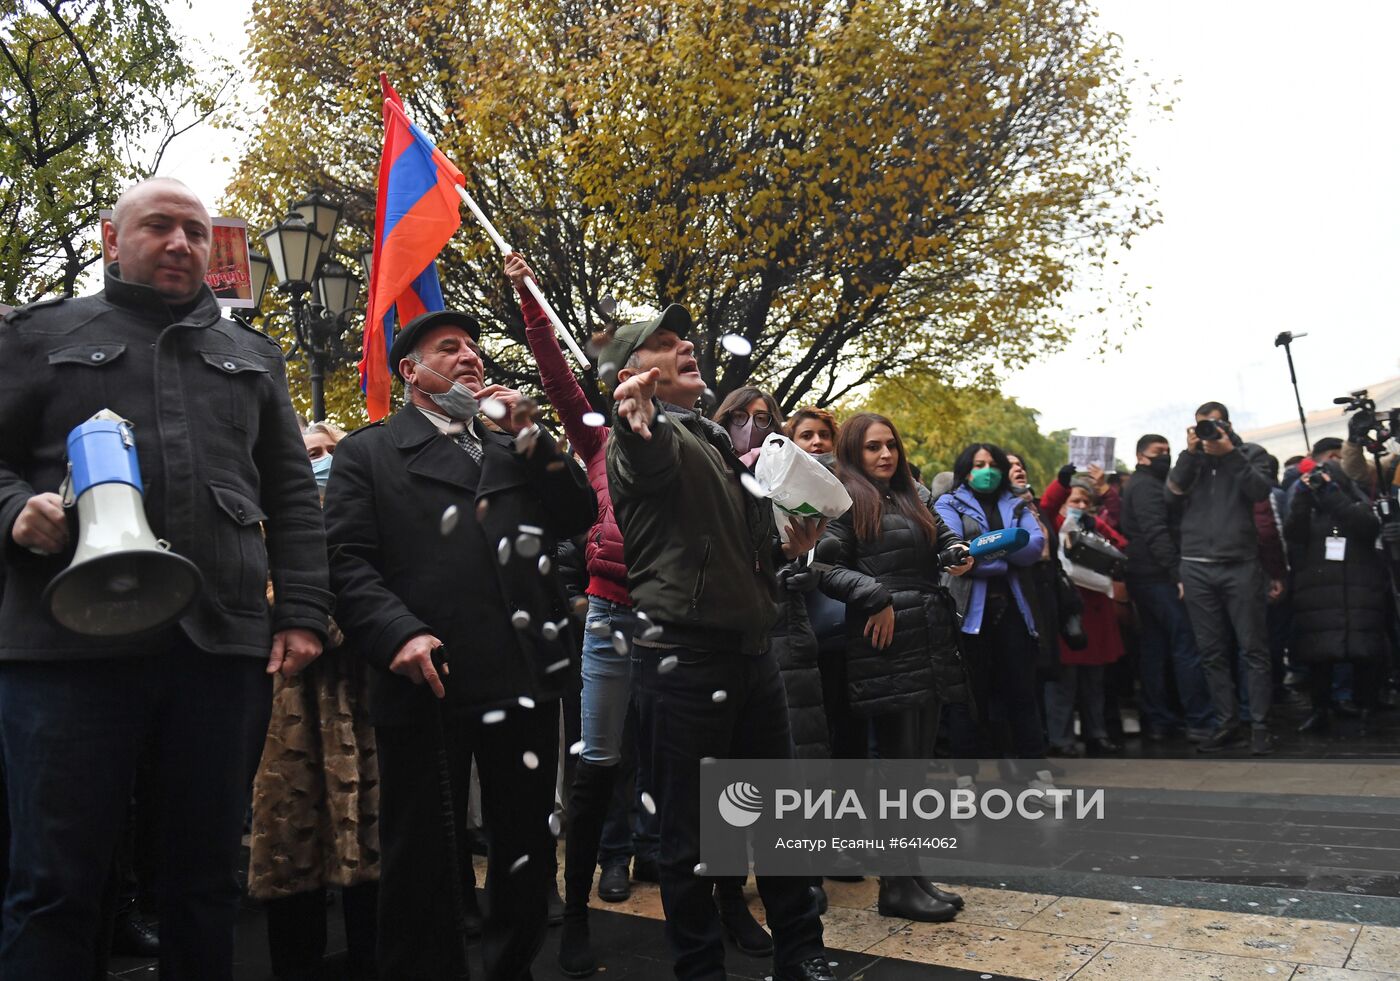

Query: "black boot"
(110, 906), (160, 957)
(558, 760), (620, 977)
(877, 876), (957, 922)
(715, 878), (772, 957)
(914, 877), (965, 909)
(1298, 707), (1330, 734)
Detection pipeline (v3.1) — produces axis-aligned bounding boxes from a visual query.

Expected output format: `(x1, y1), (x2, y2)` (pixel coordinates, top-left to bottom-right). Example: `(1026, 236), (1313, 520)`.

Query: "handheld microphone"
(966, 527), (1030, 563)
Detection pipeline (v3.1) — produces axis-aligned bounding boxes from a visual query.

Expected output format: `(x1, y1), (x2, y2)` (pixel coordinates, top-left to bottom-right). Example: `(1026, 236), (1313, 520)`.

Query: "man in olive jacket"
(0, 178), (330, 979)
(605, 309), (831, 981)
(324, 308), (595, 980)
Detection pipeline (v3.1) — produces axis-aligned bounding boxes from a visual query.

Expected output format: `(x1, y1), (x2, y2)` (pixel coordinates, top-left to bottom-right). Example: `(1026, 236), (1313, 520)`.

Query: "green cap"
(596, 304), (692, 390)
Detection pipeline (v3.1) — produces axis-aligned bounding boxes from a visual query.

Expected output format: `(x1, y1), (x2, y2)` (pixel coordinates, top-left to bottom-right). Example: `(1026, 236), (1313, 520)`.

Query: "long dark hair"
(952, 442), (1012, 490)
(835, 413), (938, 545)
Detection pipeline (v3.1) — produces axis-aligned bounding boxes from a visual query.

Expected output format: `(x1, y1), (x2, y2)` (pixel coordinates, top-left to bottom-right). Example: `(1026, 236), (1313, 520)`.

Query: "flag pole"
(452, 184), (592, 369)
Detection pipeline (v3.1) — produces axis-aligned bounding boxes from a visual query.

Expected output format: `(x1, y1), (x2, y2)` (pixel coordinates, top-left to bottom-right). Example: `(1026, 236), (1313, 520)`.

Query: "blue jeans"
(581, 596), (635, 765)
(0, 644), (269, 980)
(1130, 580), (1216, 732)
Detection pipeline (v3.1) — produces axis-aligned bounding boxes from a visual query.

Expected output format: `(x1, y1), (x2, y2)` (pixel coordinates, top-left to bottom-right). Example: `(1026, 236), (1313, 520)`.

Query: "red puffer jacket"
(519, 286), (630, 605)
(1041, 480), (1126, 667)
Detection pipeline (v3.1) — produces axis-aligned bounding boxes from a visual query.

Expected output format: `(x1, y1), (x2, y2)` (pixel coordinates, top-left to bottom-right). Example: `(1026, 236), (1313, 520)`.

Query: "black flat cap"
(389, 310), (481, 381)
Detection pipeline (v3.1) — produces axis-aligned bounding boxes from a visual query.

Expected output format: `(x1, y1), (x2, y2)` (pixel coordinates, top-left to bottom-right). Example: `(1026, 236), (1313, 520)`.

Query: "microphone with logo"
(936, 526), (1030, 569)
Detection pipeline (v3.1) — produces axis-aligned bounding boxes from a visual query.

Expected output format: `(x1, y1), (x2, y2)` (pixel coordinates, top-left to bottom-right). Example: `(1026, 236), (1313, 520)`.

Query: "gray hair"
(303, 420), (346, 444)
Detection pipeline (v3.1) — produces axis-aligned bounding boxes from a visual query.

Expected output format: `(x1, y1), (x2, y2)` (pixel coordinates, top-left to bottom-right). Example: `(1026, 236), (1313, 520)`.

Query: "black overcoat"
(1283, 470), (1391, 665)
(324, 406), (596, 726)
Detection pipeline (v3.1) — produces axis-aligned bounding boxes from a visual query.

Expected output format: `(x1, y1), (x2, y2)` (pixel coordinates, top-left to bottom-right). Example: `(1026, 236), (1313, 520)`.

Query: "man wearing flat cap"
(323, 308), (596, 980)
(604, 313), (832, 981)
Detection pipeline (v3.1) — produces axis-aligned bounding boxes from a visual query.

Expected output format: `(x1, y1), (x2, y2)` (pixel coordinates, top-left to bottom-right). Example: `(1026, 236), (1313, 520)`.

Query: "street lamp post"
(258, 200), (361, 421)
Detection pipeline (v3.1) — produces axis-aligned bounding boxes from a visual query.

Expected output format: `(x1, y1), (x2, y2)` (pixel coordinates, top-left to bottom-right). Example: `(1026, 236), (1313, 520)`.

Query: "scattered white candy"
(440, 505), (459, 535)
(518, 695), (536, 709)
(483, 709), (507, 724)
(509, 854), (529, 873)
(739, 473), (768, 498)
(721, 334), (753, 357)
(497, 538), (512, 564)
(659, 655), (679, 673)
(612, 631), (629, 655)
(515, 533), (541, 558)
(511, 610), (531, 629)
(542, 622), (560, 641)
(1132, 885), (1143, 891)
(582, 411), (606, 427)
(641, 792), (657, 815)
(545, 657), (570, 673)
(1287, 898), (1299, 903)
(693, 862), (708, 875)
(549, 813), (562, 836)
(712, 690), (728, 703)
(569, 739), (585, 755)
(482, 397), (507, 420)
(1247, 901), (1259, 907)
(538, 555), (552, 575)
(523, 751), (540, 770)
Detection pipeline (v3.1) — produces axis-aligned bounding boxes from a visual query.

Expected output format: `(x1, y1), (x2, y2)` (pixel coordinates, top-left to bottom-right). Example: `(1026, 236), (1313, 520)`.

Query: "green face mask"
(968, 467), (1003, 493)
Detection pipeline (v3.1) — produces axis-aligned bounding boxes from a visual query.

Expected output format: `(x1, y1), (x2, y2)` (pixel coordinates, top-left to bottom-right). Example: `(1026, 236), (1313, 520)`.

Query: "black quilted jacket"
(817, 486), (969, 718)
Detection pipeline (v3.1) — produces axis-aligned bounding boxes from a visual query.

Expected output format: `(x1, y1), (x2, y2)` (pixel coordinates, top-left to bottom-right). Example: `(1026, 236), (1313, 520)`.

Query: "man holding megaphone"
(0, 178), (331, 978)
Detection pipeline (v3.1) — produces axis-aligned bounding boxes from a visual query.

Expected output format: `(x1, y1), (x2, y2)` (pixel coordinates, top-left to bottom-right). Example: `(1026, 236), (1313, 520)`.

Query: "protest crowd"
(0, 178), (1398, 981)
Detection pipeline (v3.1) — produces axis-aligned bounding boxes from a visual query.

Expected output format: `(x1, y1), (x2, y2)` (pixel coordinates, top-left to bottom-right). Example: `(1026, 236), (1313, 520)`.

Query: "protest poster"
(1068, 434), (1116, 471)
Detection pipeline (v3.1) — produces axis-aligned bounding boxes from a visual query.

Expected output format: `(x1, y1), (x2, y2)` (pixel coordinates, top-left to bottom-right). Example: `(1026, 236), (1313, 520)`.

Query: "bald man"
(0, 178), (331, 978)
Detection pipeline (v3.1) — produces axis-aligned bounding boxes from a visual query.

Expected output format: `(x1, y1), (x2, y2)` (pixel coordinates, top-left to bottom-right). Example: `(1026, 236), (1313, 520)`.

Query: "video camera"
(1335, 390), (1399, 453)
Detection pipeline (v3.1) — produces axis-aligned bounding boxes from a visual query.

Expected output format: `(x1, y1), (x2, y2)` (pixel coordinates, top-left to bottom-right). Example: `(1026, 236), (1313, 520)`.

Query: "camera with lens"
(1194, 418), (1227, 442)
(1303, 468), (1329, 491)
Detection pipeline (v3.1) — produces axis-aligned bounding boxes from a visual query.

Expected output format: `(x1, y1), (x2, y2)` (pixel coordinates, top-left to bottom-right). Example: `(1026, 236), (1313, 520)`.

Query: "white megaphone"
(43, 409), (203, 636)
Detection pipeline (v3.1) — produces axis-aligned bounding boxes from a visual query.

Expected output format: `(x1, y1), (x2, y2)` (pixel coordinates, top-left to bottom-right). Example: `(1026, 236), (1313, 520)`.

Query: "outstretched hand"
(614, 367), (661, 439)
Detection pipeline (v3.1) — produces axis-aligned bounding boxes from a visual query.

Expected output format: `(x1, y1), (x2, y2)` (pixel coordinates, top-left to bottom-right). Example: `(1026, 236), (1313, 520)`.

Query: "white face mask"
(412, 360), (479, 421)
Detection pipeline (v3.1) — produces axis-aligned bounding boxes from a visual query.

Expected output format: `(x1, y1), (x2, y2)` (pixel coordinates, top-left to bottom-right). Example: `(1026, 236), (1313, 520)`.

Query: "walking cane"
(431, 646), (473, 979)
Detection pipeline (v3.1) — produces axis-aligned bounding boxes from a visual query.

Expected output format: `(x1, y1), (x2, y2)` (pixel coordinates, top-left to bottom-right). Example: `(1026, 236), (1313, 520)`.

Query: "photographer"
(1284, 463), (1391, 733)
(1166, 402), (1278, 755)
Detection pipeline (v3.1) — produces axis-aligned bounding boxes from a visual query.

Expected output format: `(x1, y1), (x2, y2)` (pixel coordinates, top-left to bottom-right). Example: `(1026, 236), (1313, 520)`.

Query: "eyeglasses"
(727, 409), (773, 429)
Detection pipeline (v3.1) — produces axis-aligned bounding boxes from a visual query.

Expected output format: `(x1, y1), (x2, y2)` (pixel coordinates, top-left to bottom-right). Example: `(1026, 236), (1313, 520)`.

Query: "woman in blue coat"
(934, 443), (1051, 791)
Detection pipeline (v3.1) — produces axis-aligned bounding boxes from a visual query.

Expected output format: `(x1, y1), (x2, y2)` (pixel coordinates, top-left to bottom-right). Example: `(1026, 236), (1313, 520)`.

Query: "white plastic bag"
(752, 433), (852, 542)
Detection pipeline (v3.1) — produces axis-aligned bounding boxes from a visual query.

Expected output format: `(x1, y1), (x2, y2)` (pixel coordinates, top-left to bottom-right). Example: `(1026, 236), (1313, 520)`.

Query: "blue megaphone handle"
(968, 526), (1030, 563)
(67, 418), (143, 498)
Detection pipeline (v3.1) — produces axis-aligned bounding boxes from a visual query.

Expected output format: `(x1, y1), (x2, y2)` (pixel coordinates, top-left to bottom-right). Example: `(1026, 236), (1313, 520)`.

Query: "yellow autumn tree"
(226, 0), (1155, 426)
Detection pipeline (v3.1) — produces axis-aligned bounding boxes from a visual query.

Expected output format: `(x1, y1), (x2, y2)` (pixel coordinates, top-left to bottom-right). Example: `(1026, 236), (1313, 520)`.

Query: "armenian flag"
(360, 75), (466, 420)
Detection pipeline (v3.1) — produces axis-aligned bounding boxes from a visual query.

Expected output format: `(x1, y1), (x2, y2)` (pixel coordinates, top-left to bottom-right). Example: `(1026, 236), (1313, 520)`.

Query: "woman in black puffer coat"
(1285, 462), (1392, 733)
(817, 413), (974, 924)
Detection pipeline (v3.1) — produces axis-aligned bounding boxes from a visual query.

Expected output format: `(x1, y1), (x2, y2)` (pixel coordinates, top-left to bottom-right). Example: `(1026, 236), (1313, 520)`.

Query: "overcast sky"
(163, 0), (1399, 458)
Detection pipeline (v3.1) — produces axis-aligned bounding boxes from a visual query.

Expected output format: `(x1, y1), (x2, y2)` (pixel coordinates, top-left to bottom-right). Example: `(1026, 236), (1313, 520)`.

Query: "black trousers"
(0, 645), (270, 980)
(375, 700), (559, 981)
(945, 600), (1046, 776)
(1181, 559), (1272, 727)
(635, 645), (824, 981)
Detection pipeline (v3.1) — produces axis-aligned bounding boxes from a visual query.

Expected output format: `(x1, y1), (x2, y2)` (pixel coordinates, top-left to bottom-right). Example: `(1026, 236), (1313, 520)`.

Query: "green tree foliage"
(0, 0), (230, 303)
(844, 371), (1069, 490)
(229, 0), (1157, 427)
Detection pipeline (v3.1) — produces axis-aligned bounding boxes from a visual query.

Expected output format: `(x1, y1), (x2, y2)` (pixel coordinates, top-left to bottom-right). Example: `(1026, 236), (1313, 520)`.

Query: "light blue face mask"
(1064, 506), (1085, 523)
(413, 359), (481, 421)
(311, 453), (333, 489)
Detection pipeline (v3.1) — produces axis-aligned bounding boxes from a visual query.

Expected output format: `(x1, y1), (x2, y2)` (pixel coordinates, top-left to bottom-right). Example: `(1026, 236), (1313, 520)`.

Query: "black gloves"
(1348, 410), (1377, 445)
(778, 563), (820, 594)
(1057, 464), (1076, 488)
